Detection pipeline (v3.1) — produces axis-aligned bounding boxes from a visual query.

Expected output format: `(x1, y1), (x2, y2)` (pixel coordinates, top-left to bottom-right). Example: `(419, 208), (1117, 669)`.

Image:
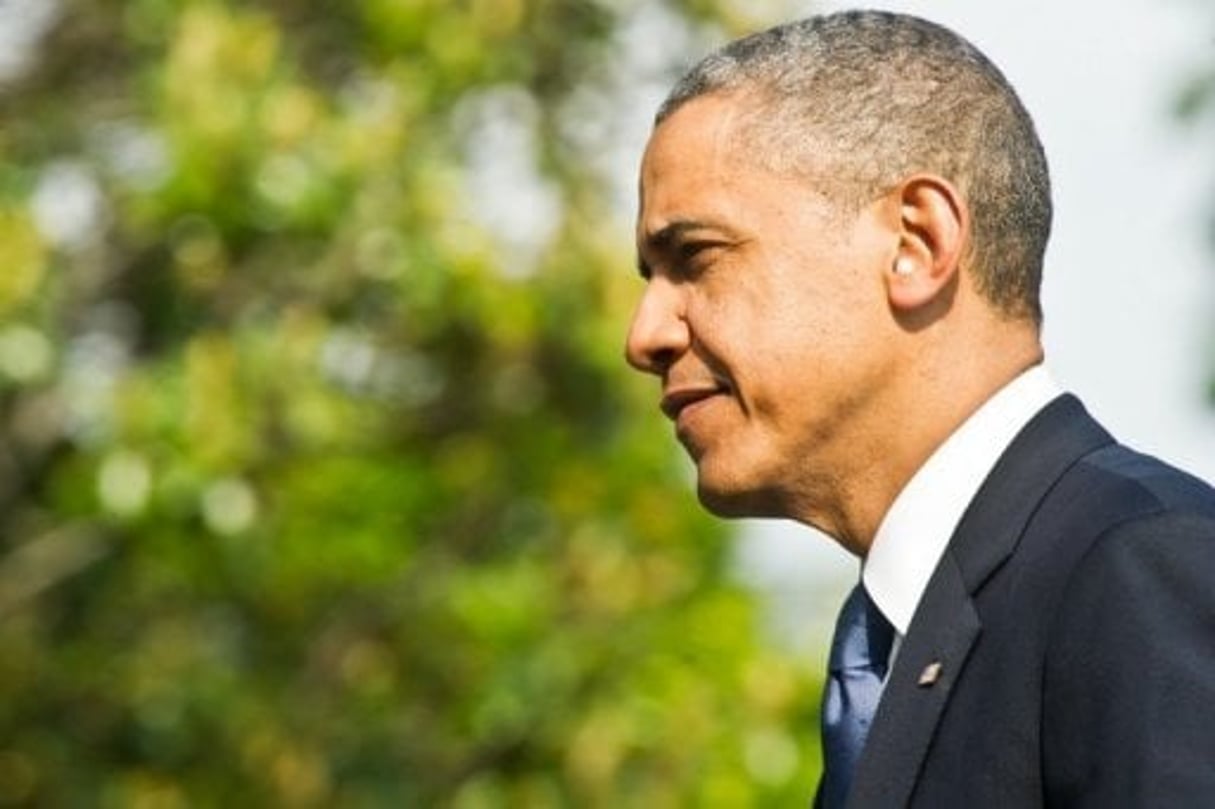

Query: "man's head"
(625, 11), (1050, 548)
(657, 10), (1051, 324)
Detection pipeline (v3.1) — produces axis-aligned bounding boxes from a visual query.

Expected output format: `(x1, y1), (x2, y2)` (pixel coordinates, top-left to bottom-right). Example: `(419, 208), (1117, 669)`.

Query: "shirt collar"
(862, 365), (1063, 634)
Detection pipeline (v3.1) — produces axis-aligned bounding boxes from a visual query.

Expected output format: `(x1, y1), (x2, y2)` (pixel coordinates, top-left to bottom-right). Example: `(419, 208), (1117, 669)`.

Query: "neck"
(793, 321), (1043, 557)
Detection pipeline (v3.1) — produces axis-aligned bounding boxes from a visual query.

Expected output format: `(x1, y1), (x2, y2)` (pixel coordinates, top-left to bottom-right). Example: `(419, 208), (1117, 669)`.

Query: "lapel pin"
(917, 661), (943, 687)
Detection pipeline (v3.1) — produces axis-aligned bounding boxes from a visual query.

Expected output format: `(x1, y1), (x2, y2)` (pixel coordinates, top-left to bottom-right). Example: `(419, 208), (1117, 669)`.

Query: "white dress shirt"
(862, 365), (1063, 665)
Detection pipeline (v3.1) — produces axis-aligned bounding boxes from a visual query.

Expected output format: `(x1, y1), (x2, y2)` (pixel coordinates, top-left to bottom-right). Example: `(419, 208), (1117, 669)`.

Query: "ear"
(883, 174), (969, 313)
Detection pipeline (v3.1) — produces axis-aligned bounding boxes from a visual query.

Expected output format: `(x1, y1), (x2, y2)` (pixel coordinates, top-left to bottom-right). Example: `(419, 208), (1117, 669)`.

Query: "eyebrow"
(635, 219), (726, 279)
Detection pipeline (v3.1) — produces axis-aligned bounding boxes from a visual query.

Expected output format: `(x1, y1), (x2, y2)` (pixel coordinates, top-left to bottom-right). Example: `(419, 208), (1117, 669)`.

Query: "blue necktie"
(819, 583), (895, 809)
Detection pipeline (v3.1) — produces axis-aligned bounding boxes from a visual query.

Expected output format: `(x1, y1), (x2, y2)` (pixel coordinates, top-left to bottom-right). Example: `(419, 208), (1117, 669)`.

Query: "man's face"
(625, 94), (901, 525)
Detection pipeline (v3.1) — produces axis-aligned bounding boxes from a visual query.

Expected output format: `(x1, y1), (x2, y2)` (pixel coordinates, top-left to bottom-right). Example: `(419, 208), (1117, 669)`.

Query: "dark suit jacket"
(843, 394), (1215, 807)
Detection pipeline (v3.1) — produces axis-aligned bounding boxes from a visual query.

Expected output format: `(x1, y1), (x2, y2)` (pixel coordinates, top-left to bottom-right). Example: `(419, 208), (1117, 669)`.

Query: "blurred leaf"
(0, 0), (822, 805)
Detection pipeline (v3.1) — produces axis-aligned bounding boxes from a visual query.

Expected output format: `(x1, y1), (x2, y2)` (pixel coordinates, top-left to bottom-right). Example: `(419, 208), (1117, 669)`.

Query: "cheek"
(685, 288), (743, 353)
(690, 263), (778, 338)
(748, 307), (876, 422)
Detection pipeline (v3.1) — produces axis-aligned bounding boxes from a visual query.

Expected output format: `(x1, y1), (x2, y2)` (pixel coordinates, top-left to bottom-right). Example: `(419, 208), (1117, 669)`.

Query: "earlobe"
(886, 251), (936, 312)
(884, 174), (968, 314)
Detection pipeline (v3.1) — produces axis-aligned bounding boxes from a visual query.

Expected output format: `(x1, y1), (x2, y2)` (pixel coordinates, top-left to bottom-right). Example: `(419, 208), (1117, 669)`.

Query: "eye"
(676, 240), (724, 274)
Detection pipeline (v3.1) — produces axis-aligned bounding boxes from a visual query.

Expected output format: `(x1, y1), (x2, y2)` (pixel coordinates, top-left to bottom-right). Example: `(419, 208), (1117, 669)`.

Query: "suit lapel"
(849, 552), (979, 807)
(846, 395), (1113, 807)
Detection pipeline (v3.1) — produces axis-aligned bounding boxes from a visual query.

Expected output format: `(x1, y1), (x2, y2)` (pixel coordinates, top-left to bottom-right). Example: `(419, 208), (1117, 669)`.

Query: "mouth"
(660, 384), (728, 423)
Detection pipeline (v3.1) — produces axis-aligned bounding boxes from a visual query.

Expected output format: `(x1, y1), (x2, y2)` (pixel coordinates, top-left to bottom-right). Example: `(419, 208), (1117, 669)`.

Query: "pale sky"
(731, 0), (1215, 647)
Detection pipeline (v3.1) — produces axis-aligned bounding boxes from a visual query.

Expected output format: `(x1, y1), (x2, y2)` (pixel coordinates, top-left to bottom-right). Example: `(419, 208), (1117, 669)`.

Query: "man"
(625, 10), (1215, 807)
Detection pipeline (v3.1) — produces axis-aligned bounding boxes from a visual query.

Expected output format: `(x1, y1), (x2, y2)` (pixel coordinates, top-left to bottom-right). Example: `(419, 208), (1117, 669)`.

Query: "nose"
(625, 280), (690, 375)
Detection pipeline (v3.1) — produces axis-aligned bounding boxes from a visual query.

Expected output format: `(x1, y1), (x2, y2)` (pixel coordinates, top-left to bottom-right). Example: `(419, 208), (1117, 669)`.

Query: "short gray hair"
(657, 11), (1052, 324)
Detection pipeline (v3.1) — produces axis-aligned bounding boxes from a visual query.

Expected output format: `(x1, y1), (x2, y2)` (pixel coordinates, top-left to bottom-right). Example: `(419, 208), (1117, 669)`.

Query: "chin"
(695, 478), (781, 519)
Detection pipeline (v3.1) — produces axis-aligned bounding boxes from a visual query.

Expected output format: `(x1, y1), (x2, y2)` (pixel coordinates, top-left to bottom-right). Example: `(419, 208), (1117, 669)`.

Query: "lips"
(660, 384), (727, 422)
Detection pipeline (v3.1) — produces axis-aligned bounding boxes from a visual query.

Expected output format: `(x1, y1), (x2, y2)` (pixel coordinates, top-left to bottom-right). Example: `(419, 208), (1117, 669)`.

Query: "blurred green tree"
(0, 1), (821, 805)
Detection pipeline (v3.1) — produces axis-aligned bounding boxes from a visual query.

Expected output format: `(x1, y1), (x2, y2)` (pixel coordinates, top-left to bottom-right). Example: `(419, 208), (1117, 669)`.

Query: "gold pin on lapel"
(917, 661), (943, 687)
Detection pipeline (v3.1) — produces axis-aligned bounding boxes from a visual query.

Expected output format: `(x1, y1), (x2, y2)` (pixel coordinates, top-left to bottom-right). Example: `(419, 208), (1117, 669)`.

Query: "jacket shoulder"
(1039, 445), (1215, 803)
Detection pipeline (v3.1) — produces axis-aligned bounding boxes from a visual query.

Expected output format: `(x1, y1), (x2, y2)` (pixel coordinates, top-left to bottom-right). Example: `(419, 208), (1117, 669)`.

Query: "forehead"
(636, 95), (764, 251)
(636, 94), (839, 245)
(639, 94), (748, 212)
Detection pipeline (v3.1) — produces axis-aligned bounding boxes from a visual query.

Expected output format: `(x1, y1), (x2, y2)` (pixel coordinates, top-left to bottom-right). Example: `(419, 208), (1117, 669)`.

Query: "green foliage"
(0, 0), (821, 805)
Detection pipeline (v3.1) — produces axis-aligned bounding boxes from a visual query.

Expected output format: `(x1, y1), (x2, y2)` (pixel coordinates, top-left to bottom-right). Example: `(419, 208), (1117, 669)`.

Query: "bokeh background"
(0, 1), (1210, 806)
